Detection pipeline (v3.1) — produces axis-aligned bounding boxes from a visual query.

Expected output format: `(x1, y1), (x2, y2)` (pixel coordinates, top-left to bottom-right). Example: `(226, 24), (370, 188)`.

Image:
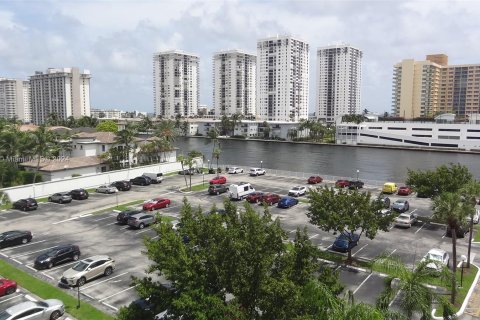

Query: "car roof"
(47, 244), (74, 251)
(131, 212), (151, 218)
(250, 168), (260, 170)
(6, 301), (42, 314)
(0, 230), (27, 236)
(398, 213), (411, 218)
(427, 248), (447, 255)
(395, 199), (407, 202)
(82, 255), (111, 263)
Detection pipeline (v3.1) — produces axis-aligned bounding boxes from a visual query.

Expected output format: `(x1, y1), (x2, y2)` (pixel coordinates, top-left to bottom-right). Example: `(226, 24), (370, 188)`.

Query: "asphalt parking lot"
(0, 170), (477, 315)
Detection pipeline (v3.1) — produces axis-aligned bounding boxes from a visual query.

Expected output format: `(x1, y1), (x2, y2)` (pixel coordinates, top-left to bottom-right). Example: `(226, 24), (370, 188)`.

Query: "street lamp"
(356, 169), (359, 181)
(76, 285), (81, 308)
(208, 159), (210, 170)
(260, 161), (263, 170)
(460, 255), (467, 287)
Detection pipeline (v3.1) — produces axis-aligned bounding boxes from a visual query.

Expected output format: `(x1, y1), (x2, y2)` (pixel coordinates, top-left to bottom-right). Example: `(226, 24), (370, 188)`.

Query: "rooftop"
(20, 156), (104, 172)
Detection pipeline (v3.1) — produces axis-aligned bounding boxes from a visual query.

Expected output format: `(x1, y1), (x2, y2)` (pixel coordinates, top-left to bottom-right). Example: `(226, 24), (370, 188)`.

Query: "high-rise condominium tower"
(0, 78), (31, 122)
(30, 68), (91, 125)
(392, 54), (480, 118)
(316, 44), (362, 123)
(153, 50), (199, 118)
(213, 50), (256, 117)
(256, 35), (309, 122)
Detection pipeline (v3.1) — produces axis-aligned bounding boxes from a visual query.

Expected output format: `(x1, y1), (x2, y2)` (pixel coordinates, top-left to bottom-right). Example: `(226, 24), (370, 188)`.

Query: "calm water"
(175, 137), (480, 182)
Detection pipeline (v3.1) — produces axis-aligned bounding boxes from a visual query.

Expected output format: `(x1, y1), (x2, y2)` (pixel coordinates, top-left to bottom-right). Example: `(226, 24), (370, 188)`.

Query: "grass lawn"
(474, 225), (480, 242)
(35, 196), (49, 203)
(0, 203), (11, 210)
(180, 183), (209, 192)
(0, 260), (114, 320)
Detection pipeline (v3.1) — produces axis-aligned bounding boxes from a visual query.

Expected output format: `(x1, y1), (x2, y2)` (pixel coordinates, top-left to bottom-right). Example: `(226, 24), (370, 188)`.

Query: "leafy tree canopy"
(96, 120), (118, 133)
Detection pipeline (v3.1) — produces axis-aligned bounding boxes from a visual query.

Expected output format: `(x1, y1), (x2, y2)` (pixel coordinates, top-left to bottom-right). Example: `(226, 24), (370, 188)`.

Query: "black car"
(34, 244), (81, 269)
(348, 180), (364, 190)
(130, 176), (151, 186)
(69, 189), (89, 200)
(12, 198), (38, 211)
(0, 230), (32, 248)
(111, 180), (132, 191)
(208, 184), (228, 195)
(178, 168), (200, 175)
(446, 224), (469, 239)
(116, 209), (143, 224)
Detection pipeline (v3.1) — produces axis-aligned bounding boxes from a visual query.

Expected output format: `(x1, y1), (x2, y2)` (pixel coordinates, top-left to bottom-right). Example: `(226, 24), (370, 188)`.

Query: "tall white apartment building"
(30, 68), (91, 125)
(316, 44), (362, 123)
(0, 78), (31, 122)
(257, 35), (309, 122)
(153, 50), (199, 118)
(213, 50), (256, 117)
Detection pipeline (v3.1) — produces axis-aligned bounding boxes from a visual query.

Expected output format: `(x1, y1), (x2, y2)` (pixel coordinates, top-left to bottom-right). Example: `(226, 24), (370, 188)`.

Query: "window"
(412, 134), (432, 138)
(379, 136), (402, 142)
(431, 143), (458, 147)
(387, 127), (406, 130)
(102, 145), (106, 151)
(368, 127), (382, 129)
(467, 129), (480, 132)
(438, 135), (460, 140)
(438, 128), (460, 132)
(467, 136), (480, 139)
(404, 139), (429, 146)
(412, 128), (432, 131)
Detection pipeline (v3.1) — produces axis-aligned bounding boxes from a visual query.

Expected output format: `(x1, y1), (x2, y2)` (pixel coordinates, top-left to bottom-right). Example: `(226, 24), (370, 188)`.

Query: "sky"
(0, 0), (479, 115)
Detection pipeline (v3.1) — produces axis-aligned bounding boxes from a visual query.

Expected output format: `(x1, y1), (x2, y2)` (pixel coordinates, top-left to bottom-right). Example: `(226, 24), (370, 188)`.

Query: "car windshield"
(292, 187), (300, 190)
(395, 200), (405, 204)
(0, 310), (12, 320)
(427, 253), (442, 261)
(35, 301), (49, 308)
(145, 200), (156, 204)
(397, 216), (409, 220)
(72, 261), (89, 271)
(47, 249), (59, 257)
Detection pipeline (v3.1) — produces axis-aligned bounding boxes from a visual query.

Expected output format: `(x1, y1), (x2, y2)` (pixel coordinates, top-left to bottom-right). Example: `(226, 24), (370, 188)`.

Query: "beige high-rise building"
(0, 78), (31, 122)
(392, 54), (480, 118)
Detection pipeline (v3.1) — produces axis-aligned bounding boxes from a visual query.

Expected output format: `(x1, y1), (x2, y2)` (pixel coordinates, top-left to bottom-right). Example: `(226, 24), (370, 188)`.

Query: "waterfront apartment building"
(392, 54), (480, 118)
(0, 78), (31, 122)
(256, 35), (309, 122)
(153, 50), (199, 118)
(90, 108), (123, 119)
(30, 68), (91, 125)
(316, 44), (362, 123)
(213, 50), (256, 117)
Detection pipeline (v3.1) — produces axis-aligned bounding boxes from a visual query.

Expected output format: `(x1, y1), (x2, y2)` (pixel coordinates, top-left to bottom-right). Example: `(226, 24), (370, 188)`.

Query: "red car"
(143, 198), (171, 211)
(335, 180), (350, 188)
(246, 192), (264, 203)
(397, 186), (413, 196)
(261, 193), (281, 205)
(307, 176), (323, 184)
(209, 176), (227, 185)
(0, 278), (17, 297)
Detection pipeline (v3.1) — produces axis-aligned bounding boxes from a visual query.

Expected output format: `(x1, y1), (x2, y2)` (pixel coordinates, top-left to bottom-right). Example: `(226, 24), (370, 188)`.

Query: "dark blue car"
(277, 196), (299, 208)
(331, 233), (360, 253)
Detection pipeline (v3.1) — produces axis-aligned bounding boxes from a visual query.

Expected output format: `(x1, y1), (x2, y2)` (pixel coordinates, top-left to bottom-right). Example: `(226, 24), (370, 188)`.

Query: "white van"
(229, 182), (255, 200)
(142, 172), (163, 184)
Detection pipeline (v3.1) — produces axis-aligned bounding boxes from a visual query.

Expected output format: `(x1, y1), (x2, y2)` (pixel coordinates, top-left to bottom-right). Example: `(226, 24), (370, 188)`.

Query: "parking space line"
(104, 222), (118, 226)
(309, 234), (319, 240)
(99, 285), (137, 302)
(0, 240), (46, 250)
(11, 258), (23, 265)
(414, 223), (425, 234)
(80, 272), (128, 290)
(0, 294), (23, 304)
(352, 244), (368, 257)
(353, 273), (373, 295)
(151, 235), (159, 240)
(93, 216), (113, 222)
(52, 214), (92, 225)
(387, 249), (397, 257)
(41, 273), (54, 280)
(44, 261), (77, 272)
(135, 229), (152, 235)
(25, 265), (37, 272)
(0, 252), (8, 258)
(389, 289), (401, 307)
(102, 302), (119, 311)
(289, 230), (297, 234)
(442, 233), (446, 239)
(11, 245), (59, 258)
(80, 291), (96, 299)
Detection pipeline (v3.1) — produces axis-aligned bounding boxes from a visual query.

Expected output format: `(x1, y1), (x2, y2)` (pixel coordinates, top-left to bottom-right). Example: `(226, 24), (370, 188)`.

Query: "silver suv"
(48, 192), (72, 204)
(0, 299), (64, 320)
(60, 255), (115, 287)
(249, 168), (266, 176)
(128, 213), (157, 229)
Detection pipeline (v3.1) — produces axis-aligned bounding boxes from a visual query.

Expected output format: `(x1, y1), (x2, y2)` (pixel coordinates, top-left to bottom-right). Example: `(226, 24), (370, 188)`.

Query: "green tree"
(230, 113), (243, 136)
(220, 115), (233, 136)
(206, 126), (220, 168)
(115, 123), (138, 168)
(96, 120), (118, 133)
(306, 187), (395, 262)
(29, 126), (58, 183)
(461, 181), (480, 267)
(432, 191), (472, 304)
(212, 147), (221, 173)
(76, 116), (99, 128)
(181, 121), (189, 136)
(46, 113), (65, 126)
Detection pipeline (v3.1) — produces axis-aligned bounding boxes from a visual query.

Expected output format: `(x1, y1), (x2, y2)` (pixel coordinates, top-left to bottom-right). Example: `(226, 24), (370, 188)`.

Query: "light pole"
(208, 160), (210, 171)
(460, 255), (467, 287)
(356, 169), (359, 181)
(260, 160), (263, 170)
(77, 285), (81, 308)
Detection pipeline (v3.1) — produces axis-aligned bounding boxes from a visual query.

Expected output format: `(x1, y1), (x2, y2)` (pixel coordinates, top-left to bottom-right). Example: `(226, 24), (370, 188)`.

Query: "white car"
(228, 167), (244, 174)
(249, 168), (266, 176)
(394, 213), (417, 228)
(96, 185), (118, 194)
(288, 186), (307, 197)
(421, 248), (450, 270)
(0, 299), (65, 320)
(467, 209), (480, 224)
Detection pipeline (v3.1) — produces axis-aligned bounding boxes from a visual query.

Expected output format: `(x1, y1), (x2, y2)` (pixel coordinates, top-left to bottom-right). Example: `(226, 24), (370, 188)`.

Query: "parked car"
(307, 176), (323, 184)
(288, 186), (307, 197)
(0, 279), (17, 297)
(331, 233), (360, 253)
(249, 168), (266, 176)
(0, 230), (32, 248)
(246, 192), (265, 203)
(446, 223), (469, 238)
(467, 209), (480, 224)
(228, 167), (244, 174)
(34, 244), (81, 269)
(111, 180), (132, 191)
(12, 198), (38, 211)
(128, 213), (157, 229)
(130, 176), (151, 186)
(143, 198), (171, 211)
(208, 184), (228, 195)
(394, 213), (417, 228)
(382, 182), (398, 194)
(0, 299), (65, 320)
(397, 186), (413, 196)
(96, 185), (118, 194)
(421, 248), (450, 271)
(209, 176), (227, 185)
(261, 193), (281, 206)
(69, 188), (89, 200)
(60, 255), (115, 287)
(229, 182), (256, 200)
(392, 199), (410, 212)
(48, 192), (72, 204)
(348, 180), (364, 190)
(178, 168), (199, 175)
(116, 210), (143, 224)
(378, 196), (391, 208)
(142, 172), (163, 184)
(335, 180), (350, 188)
(277, 197), (299, 208)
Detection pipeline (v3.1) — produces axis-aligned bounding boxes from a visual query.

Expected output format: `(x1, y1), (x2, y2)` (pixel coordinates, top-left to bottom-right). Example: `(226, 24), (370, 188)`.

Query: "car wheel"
(50, 310), (61, 320)
(48, 262), (53, 269)
(77, 277), (86, 287)
(73, 254), (79, 261)
(216, 191), (219, 195)
(139, 223), (145, 229)
(21, 238), (28, 244)
(104, 267), (113, 276)
(166, 203), (169, 208)
(5, 287), (15, 295)
(59, 199), (63, 204)
(22, 206), (27, 211)
(48, 197), (52, 202)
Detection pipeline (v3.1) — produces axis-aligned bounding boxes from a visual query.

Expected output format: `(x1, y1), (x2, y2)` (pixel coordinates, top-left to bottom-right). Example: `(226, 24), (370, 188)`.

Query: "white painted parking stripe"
(80, 292), (95, 299)
(289, 229), (297, 234)
(352, 244), (368, 257)
(43, 261), (76, 272)
(80, 272), (128, 290)
(389, 289), (402, 307)
(52, 213), (92, 225)
(0, 240), (46, 250)
(135, 228), (152, 235)
(11, 245), (59, 258)
(0, 252), (8, 258)
(309, 234), (319, 240)
(0, 294), (23, 304)
(11, 258), (23, 265)
(41, 272), (54, 280)
(93, 216), (112, 222)
(442, 233), (446, 239)
(25, 295), (37, 302)
(387, 249), (397, 257)
(25, 265), (37, 272)
(104, 222), (118, 226)
(151, 235), (159, 240)
(99, 285), (137, 302)
(414, 223), (425, 234)
(102, 301), (119, 311)
(353, 273), (373, 295)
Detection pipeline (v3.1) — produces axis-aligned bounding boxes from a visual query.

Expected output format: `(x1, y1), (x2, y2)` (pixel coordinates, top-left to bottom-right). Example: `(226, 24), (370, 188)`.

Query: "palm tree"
(29, 126), (58, 183)
(432, 192), (472, 304)
(177, 155), (189, 189)
(154, 120), (177, 161)
(207, 126), (220, 169)
(230, 113), (243, 136)
(460, 181), (480, 268)
(213, 148), (221, 173)
(115, 123), (138, 168)
(140, 116), (154, 133)
(220, 115), (232, 136)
